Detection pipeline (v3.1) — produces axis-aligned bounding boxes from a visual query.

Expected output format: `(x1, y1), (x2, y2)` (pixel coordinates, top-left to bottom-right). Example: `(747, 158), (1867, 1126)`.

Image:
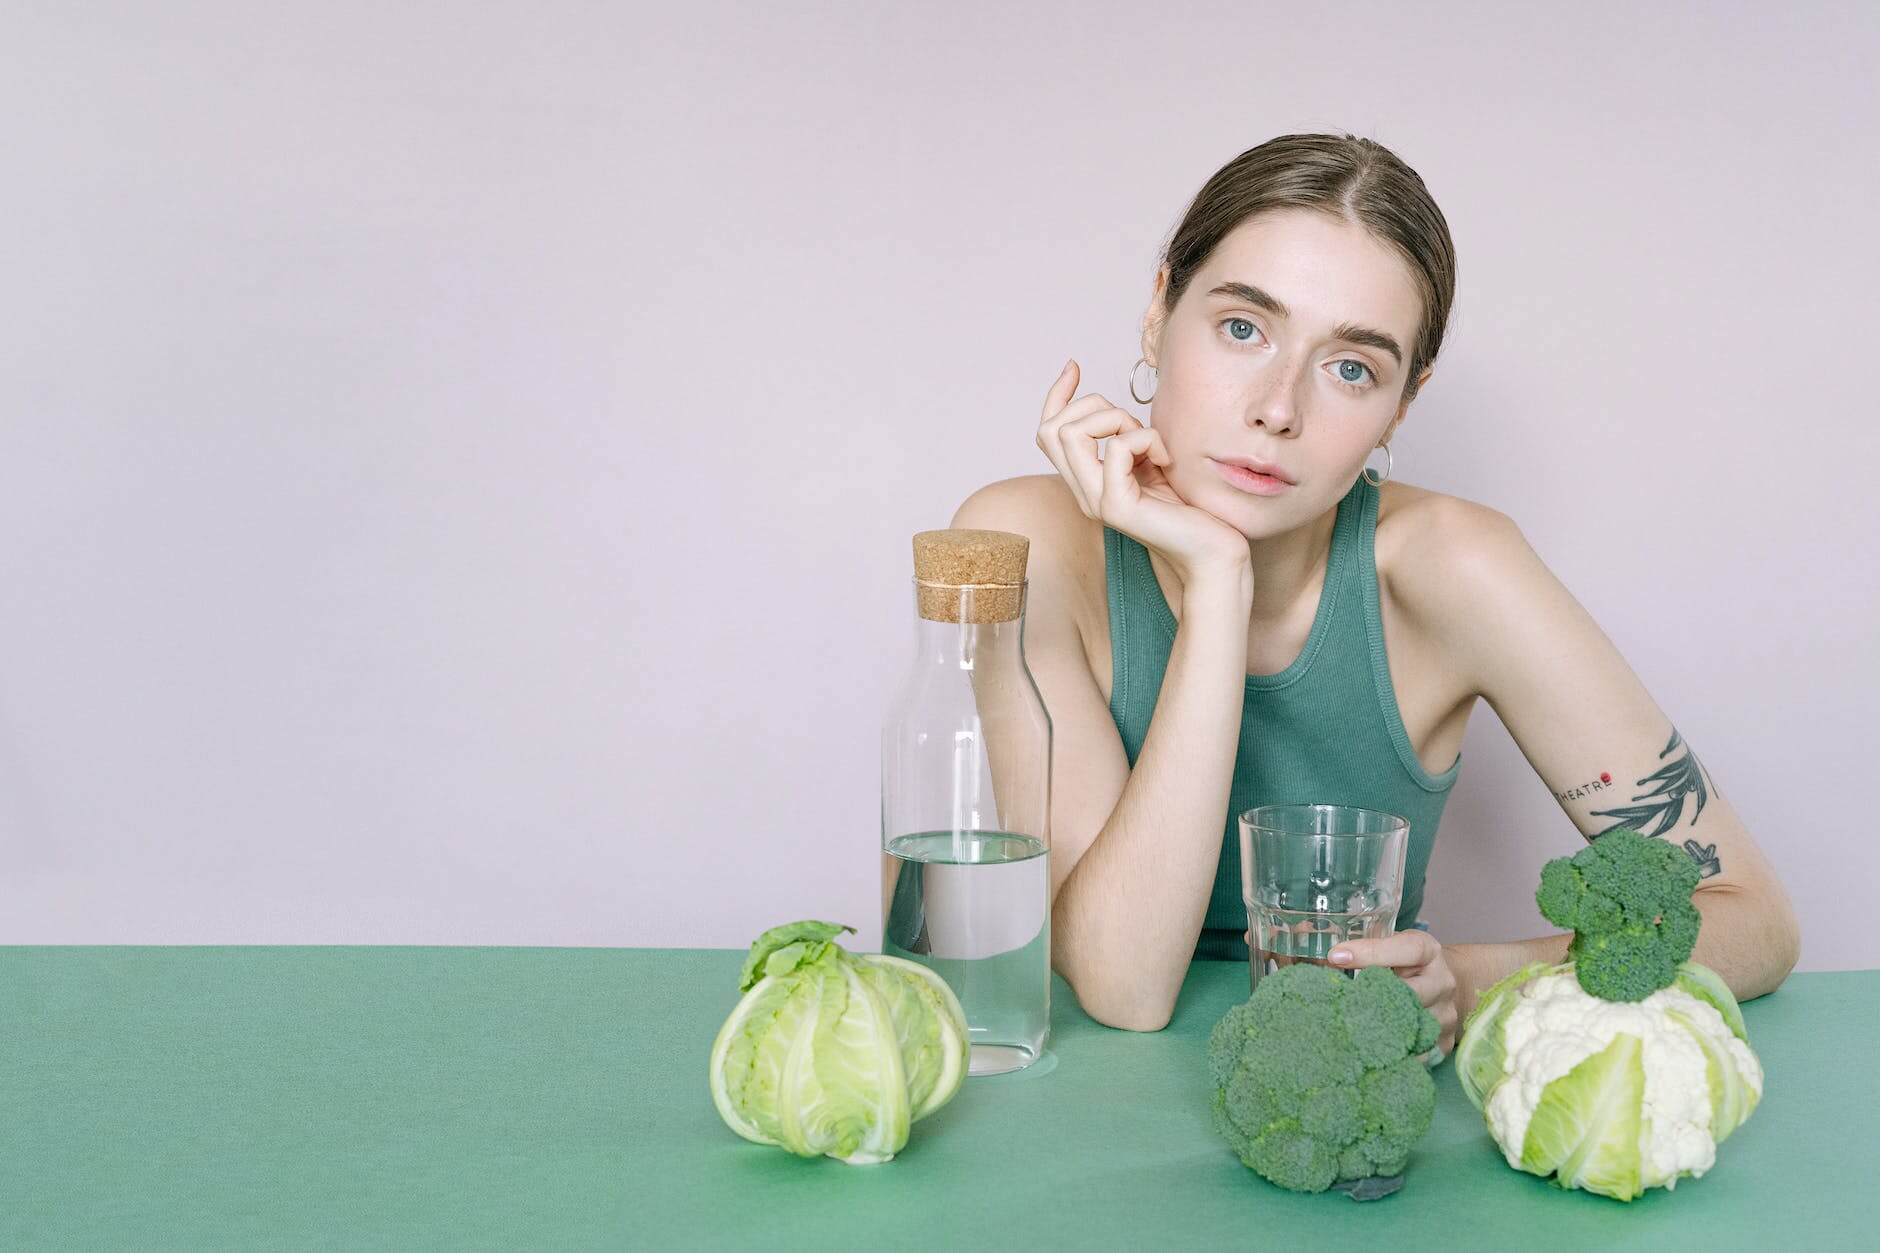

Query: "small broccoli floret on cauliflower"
(1207, 963), (1439, 1194)
(1536, 828), (1701, 1002)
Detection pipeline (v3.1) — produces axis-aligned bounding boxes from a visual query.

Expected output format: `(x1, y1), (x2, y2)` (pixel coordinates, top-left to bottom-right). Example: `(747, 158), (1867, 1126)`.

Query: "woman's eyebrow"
(1208, 280), (1403, 366)
(1208, 280), (1290, 317)
(1330, 323), (1403, 366)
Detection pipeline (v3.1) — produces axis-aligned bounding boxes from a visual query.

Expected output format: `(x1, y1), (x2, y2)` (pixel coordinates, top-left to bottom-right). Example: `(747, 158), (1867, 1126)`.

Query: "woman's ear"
(1140, 265), (1171, 364)
(1392, 368), (1434, 425)
(1383, 371), (1431, 444)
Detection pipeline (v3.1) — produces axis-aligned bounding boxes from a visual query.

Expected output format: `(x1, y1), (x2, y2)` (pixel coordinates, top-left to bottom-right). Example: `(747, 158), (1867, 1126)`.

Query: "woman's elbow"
(1094, 1004), (1175, 1033)
(1082, 993), (1165, 1023)
(1767, 902), (1803, 988)
(1729, 888), (1803, 1000)
(1061, 970), (1176, 1032)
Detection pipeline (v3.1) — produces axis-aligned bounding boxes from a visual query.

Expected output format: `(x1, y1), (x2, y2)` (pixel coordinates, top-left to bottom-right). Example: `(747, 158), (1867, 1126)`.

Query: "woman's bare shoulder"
(950, 474), (1109, 629)
(1374, 480), (1529, 614)
(951, 474), (1100, 562)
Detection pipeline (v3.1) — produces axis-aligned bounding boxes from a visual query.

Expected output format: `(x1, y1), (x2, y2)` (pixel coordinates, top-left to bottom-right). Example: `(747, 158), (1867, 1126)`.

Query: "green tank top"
(1102, 475), (1461, 962)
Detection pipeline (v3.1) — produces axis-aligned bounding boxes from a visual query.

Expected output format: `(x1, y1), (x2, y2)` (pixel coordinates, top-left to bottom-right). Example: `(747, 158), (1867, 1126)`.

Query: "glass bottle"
(880, 528), (1052, 1075)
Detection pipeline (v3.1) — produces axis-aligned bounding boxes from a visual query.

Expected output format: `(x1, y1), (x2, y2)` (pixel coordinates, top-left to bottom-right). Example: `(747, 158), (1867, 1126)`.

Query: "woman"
(952, 133), (1799, 1049)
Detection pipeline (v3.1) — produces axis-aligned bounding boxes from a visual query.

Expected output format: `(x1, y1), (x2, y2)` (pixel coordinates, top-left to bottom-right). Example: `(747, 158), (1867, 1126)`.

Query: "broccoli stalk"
(1535, 827), (1702, 1002)
(1207, 964), (1440, 1194)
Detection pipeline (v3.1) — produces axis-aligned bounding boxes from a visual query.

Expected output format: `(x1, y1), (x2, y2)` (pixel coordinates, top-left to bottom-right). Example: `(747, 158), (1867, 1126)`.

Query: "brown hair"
(1159, 133), (1456, 404)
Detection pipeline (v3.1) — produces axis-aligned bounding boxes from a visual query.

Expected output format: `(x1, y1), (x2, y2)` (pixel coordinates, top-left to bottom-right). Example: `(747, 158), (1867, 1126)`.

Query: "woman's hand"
(1330, 930), (1459, 1056)
(1036, 359), (1250, 586)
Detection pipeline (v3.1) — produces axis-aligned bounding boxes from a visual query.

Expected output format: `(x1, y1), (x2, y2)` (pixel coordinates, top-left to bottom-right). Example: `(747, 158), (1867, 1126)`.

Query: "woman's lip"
(1209, 458), (1293, 496)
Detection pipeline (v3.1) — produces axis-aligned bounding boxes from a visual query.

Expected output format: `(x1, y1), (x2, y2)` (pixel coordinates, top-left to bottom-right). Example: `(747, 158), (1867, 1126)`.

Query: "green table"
(4, 948), (1872, 1249)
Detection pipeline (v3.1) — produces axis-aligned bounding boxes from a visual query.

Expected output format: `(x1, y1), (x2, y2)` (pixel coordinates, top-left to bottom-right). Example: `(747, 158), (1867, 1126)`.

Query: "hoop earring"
(1128, 356), (1158, 404)
(1362, 443), (1394, 487)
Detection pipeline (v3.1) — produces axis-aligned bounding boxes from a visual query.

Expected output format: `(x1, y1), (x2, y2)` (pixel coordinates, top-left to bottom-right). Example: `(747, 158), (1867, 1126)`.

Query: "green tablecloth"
(3, 947), (1872, 1249)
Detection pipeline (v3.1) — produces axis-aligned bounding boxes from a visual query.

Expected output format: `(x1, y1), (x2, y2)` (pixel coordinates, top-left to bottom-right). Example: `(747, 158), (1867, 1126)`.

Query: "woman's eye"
(1222, 317), (1263, 344)
(1332, 359), (1374, 387)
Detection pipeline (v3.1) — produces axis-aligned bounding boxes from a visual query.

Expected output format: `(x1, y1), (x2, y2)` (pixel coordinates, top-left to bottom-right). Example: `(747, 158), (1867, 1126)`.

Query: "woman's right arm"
(947, 362), (1257, 1031)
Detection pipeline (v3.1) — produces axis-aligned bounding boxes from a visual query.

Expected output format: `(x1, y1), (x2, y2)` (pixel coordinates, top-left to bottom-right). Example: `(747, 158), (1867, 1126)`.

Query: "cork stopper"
(911, 529), (1029, 623)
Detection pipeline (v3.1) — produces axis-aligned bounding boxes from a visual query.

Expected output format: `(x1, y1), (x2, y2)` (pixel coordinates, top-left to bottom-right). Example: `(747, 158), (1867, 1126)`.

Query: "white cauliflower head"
(1456, 962), (1762, 1201)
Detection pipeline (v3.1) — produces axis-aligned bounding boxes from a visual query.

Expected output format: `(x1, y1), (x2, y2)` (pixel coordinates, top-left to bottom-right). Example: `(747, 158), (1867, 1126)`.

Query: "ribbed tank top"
(1102, 475), (1462, 962)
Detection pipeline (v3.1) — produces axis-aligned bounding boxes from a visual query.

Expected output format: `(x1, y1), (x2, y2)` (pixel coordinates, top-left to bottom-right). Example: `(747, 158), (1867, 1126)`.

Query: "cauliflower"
(1456, 828), (1765, 1201)
(1476, 967), (1762, 1197)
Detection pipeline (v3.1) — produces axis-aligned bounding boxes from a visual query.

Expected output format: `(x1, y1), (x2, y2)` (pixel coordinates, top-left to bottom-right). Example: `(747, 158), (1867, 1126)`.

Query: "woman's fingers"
(1050, 406), (1146, 520)
(1403, 968), (1453, 1044)
(1036, 356), (1167, 521)
(1032, 362), (1247, 579)
(1336, 931), (1458, 1051)
(1145, 428), (1172, 467)
(1101, 427), (1160, 518)
(1039, 362), (1133, 433)
(1036, 362), (1086, 509)
(1401, 963), (1457, 1009)
(1327, 930), (1440, 971)
(1035, 416), (1090, 514)
(1039, 359), (1079, 424)
(1037, 362), (1105, 510)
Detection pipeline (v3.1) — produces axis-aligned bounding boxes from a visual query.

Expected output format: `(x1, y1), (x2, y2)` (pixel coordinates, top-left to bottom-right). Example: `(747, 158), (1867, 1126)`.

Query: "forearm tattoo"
(1585, 729), (1722, 877)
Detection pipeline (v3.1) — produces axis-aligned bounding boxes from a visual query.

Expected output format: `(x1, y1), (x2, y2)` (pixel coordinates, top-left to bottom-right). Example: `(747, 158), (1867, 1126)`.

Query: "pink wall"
(1, 3), (1872, 972)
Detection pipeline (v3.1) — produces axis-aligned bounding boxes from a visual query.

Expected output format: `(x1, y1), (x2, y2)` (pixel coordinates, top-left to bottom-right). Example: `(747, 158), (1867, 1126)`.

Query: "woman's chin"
(1191, 490), (1293, 540)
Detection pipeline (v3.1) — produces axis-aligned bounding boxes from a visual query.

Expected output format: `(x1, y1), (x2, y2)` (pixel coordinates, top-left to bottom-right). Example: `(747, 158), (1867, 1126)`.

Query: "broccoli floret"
(1206, 963), (1439, 1194)
(1535, 827), (1702, 1002)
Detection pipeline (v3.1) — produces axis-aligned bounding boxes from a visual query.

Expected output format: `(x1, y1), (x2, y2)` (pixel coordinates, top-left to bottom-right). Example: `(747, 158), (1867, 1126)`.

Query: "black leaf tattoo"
(1682, 839), (1722, 879)
(1590, 730), (1722, 877)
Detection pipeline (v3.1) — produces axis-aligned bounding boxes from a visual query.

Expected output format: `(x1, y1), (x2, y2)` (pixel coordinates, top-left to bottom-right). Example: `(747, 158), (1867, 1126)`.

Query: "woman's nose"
(1245, 368), (1303, 436)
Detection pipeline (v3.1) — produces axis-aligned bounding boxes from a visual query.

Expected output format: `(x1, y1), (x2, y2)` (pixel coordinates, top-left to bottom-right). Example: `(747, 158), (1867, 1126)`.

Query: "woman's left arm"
(1336, 500), (1801, 1036)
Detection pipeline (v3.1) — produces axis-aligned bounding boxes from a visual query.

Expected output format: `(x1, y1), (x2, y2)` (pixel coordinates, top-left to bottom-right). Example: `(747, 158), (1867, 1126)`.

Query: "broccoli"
(1206, 963), (1439, 1195)
(1535, 826), (1702, 1003)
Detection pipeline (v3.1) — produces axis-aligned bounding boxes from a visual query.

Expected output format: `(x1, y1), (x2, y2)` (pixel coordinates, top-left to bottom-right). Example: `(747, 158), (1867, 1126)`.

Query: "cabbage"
(708, 920), (969, 1164)
(1455, 960), (1763, 1201)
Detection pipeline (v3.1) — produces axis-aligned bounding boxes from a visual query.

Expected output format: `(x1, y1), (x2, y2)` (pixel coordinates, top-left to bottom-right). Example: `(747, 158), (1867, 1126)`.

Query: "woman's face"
(1143, 208), (1427, 538)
